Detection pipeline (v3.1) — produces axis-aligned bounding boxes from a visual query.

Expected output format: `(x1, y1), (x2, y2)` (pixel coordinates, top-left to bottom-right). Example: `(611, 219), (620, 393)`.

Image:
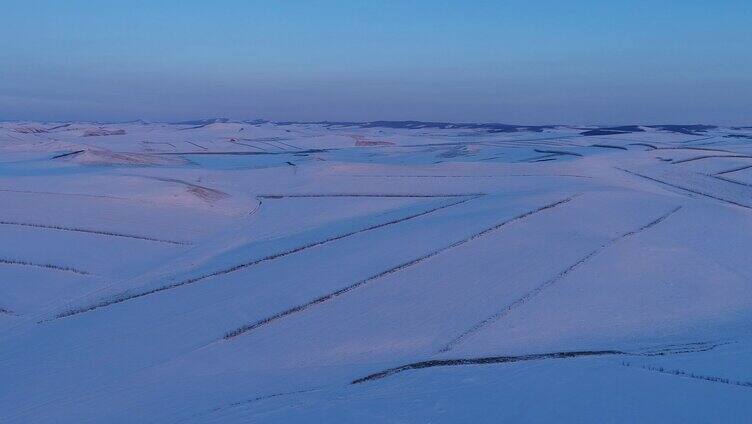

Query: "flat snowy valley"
(1, 120), (752, 422)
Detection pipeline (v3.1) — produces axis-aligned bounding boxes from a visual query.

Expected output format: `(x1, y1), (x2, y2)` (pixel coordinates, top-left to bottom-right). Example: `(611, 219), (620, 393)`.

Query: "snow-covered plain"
(1, 120), (752, 422)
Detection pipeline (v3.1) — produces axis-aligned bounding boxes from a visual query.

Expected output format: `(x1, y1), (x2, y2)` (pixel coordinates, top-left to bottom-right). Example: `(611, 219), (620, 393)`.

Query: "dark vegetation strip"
(581, 130), (632, 136)
(248, 198), (263, 217)
(273, 140), (304, 150)
(52, 196), (479, 320)
(0, 188), (129, 201)
(340, 174), (591, 179)
(519, 153), (557, 163)
(47, 123), (72, 130)
(222, 195), (577, 340)
(227, 140), (267, 151)
(534, 149), (583, 157)
(353, 350), (623, 384)
(629, 142), (657, 150)
(671, 154), (752, 164)
(260, 140), (290, 150)
(717, 164), (752, 175)
(0, 259), (89, 275)
(0, 220), (191, 246)
(590, 144), (628, 150)
(637, 341), (734, 357)
(397, 135), (580, 148)
(51, 150), (85, 159)
(183, 389), (321, 422)
(207, 389), (318, 414)
(489, 140), (564, 148)
(344, 175), (505, 178)
(238, 138), (278, 152)
(139, 176), (229, 199)
(141, 141), (176, 149)
(622, 363), (752, 389)
(680, 136), (715, 143)
(240, 138), (290, 151)
(656, 146), (732, 153)
(708, 174), (752, 188)
(693, 139), (732, 147)
(516, 153), (560, 163)
(184, 140), (208, 150)
(618, 168), (752, 210)
(257, 193), (483, 199)
(353, 342), (727, 384)
(156, 149), (327, 155)
(438, 205), (682, 353)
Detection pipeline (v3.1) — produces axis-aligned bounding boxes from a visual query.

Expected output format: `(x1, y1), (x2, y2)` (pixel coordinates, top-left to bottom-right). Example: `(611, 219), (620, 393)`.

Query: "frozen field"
(1, 120), (752, 422)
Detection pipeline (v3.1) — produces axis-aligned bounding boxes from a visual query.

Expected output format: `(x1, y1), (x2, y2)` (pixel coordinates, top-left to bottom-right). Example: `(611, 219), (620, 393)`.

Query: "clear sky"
(1, 1), (750, 124)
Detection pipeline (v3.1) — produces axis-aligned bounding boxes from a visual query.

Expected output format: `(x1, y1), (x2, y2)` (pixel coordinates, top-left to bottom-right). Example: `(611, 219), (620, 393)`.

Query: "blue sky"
(1, 1), (750, 124)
